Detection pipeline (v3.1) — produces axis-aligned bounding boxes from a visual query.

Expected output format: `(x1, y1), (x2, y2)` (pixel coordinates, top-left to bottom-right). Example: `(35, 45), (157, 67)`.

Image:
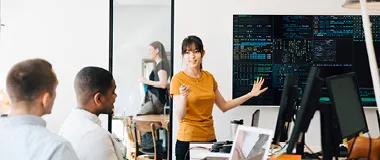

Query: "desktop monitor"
(251, 109), (260, 127)
(272, 74), (300, 145)
(325, 72), (369, 140)
(286, 67), (324, 154)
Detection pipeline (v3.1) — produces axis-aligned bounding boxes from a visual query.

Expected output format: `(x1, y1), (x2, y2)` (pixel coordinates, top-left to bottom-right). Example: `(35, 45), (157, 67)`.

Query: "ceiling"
(113, 0), (170, 7)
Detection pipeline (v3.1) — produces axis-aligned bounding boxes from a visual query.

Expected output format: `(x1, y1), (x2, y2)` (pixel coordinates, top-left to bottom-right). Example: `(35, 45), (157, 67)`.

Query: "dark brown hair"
(150, 41), (169, 62)
(181, 35), (204, 69)
(6, 58), (57, 102)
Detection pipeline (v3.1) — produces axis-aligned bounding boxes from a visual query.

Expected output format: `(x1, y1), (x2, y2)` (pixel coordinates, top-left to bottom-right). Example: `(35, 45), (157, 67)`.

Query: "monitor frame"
(325, 72), (369, 140)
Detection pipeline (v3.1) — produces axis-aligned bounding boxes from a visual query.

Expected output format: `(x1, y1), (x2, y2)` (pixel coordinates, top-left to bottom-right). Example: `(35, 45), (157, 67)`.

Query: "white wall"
(0, 0), (109, 132)
(112, 5), (170, 116)
(173, 0), (380, 156)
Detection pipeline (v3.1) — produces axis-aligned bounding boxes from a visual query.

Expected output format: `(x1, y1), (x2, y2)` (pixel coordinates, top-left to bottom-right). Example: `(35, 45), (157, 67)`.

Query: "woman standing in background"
(170, 35), (268, 160)
(139, 41), (170, 114)
(138, 41), (170, 157)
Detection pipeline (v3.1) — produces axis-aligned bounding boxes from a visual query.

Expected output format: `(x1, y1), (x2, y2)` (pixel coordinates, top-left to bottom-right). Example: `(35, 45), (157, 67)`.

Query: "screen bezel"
(325, 72), (369, 140)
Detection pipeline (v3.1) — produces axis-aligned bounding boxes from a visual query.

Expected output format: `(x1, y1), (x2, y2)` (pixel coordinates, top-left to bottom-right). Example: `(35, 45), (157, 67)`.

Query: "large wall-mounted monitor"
(233, 15), (380, 106)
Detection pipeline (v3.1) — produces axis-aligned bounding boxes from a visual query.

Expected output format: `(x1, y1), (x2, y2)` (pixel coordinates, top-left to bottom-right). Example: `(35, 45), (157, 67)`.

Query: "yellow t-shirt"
(170, 70), (218, 142)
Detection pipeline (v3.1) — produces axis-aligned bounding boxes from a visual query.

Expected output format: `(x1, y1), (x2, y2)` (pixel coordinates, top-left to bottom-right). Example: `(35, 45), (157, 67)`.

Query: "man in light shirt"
(0, 58), (79, 160)
(59, 66), (122, 160)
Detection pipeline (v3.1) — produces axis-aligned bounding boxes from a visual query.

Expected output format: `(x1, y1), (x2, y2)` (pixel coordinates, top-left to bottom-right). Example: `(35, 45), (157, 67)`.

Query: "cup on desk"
(230, 119), (243, 140)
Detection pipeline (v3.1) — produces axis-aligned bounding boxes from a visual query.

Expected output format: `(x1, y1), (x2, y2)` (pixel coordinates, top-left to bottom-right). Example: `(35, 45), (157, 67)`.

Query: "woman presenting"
(170, 35), (268, 160)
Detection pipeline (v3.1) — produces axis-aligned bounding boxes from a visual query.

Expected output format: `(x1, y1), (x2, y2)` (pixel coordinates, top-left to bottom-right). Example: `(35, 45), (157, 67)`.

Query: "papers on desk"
(189, 144), (230, 160)
(242, 131), (258, 157)
(200, 153), (230, 160)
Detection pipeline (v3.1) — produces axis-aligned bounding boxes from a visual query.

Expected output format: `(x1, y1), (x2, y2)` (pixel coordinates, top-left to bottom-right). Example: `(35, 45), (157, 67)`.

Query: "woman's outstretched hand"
(248, 77), (268, 97)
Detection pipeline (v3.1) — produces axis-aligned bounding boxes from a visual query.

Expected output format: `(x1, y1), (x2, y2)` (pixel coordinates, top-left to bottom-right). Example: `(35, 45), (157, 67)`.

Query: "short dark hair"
(6, 58), (57, 102)
(74, 67), (114, 104)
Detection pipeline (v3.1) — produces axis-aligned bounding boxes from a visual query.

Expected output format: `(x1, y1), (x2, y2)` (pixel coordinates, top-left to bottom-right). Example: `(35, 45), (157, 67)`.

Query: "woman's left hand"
(248, 77), (268, 97)
(139, 77), (148, 84)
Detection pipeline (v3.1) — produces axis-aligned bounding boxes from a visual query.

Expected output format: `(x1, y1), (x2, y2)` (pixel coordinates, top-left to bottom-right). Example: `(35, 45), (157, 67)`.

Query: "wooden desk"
(134, 114), (169, 130)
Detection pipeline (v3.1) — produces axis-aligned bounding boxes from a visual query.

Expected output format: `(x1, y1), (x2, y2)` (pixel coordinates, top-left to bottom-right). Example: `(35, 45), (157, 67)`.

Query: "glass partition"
(110, 0), (173, 159)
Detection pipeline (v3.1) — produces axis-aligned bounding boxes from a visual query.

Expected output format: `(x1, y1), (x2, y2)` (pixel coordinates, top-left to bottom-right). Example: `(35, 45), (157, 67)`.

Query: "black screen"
(233, 15), (380, 106)
(272, 74), (299, 144)
(326, 73), (369, 140)
(286, 67), (324, 154)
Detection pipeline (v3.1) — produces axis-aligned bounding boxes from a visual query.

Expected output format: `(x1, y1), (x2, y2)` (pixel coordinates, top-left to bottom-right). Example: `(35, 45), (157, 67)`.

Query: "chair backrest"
(134, 120), (161, 133)
(150, 123), (159, 160)
(134, 120), (162, 160)
(251, 109), (260, 127)
(125, 116), (135, 143)
(125, 116), (138, 160)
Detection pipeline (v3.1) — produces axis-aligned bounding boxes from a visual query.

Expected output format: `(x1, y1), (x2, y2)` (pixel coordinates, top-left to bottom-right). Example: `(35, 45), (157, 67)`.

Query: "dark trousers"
(175, 139), (217, 160)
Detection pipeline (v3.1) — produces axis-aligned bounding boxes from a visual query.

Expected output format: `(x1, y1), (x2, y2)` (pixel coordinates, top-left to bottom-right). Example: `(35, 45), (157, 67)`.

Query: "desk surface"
(189, 143), (229, 160)
(189, 142), (291, 160)
(134, 114), (169, 122)
(189, 143), (348, 160)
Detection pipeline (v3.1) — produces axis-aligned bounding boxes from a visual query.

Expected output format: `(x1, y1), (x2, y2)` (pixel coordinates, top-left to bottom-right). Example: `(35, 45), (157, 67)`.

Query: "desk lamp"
(343, 0), (380, 112)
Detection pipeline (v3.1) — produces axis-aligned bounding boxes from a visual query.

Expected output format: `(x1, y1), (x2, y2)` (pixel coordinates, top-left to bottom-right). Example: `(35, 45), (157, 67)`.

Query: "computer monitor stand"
(318, 103), (342, 159)
(293, 103), (343, 160)
(295, 133), (305, 156)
